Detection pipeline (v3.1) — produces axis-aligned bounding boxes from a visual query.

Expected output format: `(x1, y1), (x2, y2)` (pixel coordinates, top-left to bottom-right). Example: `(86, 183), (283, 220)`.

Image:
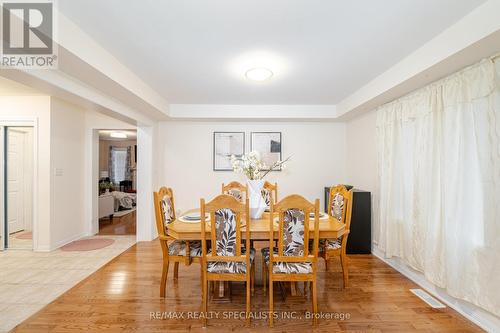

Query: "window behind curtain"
(375, 58), (500, 317)
(110, 147), (128, 184)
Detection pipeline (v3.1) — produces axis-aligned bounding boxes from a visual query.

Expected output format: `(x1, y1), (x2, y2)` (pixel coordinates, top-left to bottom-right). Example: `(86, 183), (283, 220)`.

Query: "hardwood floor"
(98, 211), (136, 235)
(11, 240), (483, 332)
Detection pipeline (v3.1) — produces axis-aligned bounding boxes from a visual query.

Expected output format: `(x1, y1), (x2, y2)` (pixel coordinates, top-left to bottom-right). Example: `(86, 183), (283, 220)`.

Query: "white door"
(7, 129), (26, 234)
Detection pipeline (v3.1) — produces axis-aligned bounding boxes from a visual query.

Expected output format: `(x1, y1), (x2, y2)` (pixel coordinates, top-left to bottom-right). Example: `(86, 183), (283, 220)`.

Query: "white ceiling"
(59, 0), (485, 105)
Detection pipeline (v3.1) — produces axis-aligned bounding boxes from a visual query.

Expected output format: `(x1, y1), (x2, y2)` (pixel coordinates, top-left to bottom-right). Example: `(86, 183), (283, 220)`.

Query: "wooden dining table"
(167, 210), (346, 240)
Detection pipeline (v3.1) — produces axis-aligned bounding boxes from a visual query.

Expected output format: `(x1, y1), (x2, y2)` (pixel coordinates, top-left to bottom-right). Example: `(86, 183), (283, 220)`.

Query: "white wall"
(50, 98), (86, 249)
(345, 110), (378, 244)
(159, 121), (346, 213)
(0, 96), (51, 250)
(137, 124), (159, 241)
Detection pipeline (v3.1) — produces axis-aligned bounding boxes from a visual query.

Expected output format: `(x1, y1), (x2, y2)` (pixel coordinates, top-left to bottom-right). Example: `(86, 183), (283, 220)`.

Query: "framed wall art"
(250, 132), (282, 170)
(213, 132), (245, 171)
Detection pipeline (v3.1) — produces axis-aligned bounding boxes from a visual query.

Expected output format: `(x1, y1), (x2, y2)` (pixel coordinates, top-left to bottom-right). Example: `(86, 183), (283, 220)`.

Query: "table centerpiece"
(230, 151), (290, 218)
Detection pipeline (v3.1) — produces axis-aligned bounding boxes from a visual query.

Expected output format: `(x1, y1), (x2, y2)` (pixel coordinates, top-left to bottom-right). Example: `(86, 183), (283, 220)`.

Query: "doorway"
(2, 126), (34, 250)
(97, 130), (137, 235)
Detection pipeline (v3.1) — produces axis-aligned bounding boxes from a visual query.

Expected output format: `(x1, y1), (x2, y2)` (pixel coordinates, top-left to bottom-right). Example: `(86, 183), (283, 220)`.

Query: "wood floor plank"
(10, 240), (484, 332)
(98, 211), (136, 236)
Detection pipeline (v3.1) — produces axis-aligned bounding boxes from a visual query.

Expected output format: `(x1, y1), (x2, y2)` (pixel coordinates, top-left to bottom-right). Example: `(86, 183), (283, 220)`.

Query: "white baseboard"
(34, 245), (51, 252)
(372, 246), (500, 333)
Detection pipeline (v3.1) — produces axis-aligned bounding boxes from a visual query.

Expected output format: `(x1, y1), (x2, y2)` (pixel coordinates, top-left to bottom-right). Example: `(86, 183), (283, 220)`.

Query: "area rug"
(15, 231), (32, 239)
(61, 238), (115, 251)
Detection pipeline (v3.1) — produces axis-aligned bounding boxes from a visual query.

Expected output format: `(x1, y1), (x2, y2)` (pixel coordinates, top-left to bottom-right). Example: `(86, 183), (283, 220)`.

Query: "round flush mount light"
(110, 132), (127, 139)
(245, 68), (273, 81)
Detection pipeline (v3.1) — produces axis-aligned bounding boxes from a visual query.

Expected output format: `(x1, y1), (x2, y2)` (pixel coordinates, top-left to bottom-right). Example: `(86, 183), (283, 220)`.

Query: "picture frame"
(250, 132), (282, 170)
(213, 132), (245, 171)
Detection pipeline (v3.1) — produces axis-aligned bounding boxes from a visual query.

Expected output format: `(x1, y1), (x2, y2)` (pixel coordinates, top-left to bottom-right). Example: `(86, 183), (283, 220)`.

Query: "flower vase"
(247, 179), (266, 219)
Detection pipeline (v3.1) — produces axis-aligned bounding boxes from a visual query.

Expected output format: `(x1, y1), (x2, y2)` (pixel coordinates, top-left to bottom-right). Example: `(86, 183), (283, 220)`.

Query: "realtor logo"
(1, 0), (57, 68)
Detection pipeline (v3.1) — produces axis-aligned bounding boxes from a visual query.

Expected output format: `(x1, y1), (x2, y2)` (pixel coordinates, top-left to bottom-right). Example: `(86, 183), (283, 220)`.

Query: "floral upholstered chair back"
(269, 195), (320, 274)
(222, 181), (247, 203)
(282, 208), (306, 256)
(214, 208), (238, 256)
(200, 194), (251, 274)
(261, 181), (278, 210)
(328, 185), (353, 230)
(153, 187), (176, 237)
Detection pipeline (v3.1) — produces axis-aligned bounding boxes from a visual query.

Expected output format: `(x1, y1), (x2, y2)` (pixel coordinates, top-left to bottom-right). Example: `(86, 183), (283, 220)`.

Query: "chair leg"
(200, 265), (204, 301)
(202, 275), (208, 327)
(262, 260), (267, 293)
(269, 279), (274, 328)
(246, 273), (251, 327)
(340, 251), (349, 288)
(160, 260), (169, 297)
(311, 280), (318, 326)
(173, 262), (179, 280)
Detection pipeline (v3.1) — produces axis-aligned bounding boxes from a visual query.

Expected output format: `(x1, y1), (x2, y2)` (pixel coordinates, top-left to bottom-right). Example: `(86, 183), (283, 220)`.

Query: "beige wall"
(158, 121), (347, 213)
(50, 97), (86, 250)
(345, 110), (378, 246)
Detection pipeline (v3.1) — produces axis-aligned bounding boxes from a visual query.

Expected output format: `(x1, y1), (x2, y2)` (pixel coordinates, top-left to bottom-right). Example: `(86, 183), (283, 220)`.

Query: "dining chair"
(262, 194), (320, 327)
(261, 181), (279, 259)
(261, 181), (278, 210)
(153, 187), (203, 297)
(319, 185), (353, 288)
(200, 194), (255, 327)
(221, 181), (248, 203)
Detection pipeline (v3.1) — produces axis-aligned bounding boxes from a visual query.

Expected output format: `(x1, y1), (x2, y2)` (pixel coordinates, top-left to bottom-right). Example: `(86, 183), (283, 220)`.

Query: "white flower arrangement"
(230, 150), (291, 180)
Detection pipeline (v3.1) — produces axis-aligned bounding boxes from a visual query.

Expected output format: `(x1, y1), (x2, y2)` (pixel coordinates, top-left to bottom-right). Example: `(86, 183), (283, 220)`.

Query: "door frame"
(87, 125), (155, 241)
(0, 118), (38, 250)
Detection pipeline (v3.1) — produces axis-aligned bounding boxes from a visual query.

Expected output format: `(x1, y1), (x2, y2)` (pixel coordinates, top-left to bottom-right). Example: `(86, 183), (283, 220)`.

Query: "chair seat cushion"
(323, 238), (342, 250)
(206, 247), (255, 274)
(168, 240), (204, 257)
(261, 247), (312, 274)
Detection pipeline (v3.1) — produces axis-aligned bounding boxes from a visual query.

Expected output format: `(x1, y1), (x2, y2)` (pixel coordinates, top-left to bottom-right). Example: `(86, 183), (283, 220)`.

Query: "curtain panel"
(376, 58), (500, 316)
(108, 146), (132, 185)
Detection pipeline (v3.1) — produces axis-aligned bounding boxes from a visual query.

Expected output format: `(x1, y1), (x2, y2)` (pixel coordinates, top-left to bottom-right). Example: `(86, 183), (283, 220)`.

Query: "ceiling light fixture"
(245, 68), (273, 81)
(110, 132), (127, 139)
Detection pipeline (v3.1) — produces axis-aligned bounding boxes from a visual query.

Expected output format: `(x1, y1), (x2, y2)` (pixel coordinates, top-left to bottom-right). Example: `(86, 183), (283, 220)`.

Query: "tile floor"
(7, 234), (32, 250)
(0, 235), (136, 333)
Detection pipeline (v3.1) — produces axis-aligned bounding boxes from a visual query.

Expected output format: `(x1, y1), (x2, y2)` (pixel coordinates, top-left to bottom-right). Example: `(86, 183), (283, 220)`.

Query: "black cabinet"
(324, 187), (371, 254)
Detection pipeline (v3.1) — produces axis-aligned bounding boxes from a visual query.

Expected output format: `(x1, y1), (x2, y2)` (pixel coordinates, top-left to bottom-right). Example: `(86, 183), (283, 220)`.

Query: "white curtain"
(109, 147), (130, 184)
(376, 58), (500, 316)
